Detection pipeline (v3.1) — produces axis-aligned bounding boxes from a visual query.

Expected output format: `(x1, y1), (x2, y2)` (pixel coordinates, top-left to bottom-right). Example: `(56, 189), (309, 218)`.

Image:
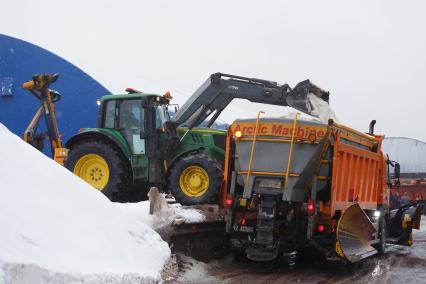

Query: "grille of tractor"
(190, 133), (203, 144)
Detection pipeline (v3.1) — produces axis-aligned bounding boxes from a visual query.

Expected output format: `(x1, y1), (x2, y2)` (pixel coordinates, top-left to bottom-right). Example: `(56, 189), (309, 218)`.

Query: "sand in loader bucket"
(336, 203), (377, 262)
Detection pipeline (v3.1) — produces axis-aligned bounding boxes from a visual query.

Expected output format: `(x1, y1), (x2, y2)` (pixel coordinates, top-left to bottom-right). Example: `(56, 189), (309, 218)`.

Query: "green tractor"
(65, 73), (328, 205)
(65, 89), (225, 204)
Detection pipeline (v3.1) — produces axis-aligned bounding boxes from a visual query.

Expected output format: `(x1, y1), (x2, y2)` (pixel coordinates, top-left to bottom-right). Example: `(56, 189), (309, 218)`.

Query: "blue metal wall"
(0, 34), (110, 156)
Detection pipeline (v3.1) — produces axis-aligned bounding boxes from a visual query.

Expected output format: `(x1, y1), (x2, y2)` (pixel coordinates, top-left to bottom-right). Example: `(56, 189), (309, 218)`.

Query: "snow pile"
(0, 124), (170, 283)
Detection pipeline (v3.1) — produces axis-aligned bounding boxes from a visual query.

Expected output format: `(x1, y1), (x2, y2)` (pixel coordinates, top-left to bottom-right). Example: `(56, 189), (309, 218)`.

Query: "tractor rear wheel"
(168, 153), (222, 205)
(64, 140), (130, 201)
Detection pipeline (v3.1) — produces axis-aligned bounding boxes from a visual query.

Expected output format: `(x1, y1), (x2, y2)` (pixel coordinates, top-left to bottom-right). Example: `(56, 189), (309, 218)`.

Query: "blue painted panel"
(0, 34), (110, 156)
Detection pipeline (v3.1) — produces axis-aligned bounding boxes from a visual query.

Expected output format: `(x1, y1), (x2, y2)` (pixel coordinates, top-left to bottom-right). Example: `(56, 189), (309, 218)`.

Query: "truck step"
(246, 247), (279, 261)
(255, 194), (277, 248)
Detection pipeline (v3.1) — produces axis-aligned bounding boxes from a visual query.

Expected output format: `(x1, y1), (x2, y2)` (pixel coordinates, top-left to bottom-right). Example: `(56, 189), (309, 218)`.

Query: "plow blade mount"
(336, 203), (377, 262)
(389, 205), (422, 246)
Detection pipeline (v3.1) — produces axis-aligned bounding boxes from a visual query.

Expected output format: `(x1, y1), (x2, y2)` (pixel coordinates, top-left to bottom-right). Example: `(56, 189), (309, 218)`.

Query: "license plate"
(233, 225), (254, 233)
(258, 179), (282, 189)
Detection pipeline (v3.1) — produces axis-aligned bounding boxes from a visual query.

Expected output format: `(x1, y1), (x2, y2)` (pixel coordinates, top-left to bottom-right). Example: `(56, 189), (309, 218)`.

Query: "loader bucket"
(336, 203), (377, 262)
(389, 205), (422, 246)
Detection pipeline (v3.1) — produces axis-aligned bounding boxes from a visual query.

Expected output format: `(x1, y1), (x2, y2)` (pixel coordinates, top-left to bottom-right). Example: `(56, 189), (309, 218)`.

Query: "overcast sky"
(2, 0), (426, 140)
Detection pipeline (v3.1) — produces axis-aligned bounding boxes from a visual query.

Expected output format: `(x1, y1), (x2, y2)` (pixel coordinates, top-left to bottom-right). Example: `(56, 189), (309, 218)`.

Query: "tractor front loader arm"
(172, 72), (330, 129)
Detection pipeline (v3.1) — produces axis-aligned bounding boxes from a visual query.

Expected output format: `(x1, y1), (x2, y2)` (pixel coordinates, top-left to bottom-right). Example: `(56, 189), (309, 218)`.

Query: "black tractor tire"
(168, 153), (223, 205)
(373, 216), (387, 255)
(64, 140), (131, 201)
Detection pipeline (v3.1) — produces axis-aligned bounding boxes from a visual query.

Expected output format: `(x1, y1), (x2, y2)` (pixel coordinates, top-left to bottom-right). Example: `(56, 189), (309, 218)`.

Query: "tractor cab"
(98, 91), (171, 156)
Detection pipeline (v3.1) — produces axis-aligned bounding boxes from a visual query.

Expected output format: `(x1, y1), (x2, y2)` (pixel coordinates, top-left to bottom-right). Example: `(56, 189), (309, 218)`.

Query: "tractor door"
(118, 99), (149, 179)
(144, 103), (168, 184)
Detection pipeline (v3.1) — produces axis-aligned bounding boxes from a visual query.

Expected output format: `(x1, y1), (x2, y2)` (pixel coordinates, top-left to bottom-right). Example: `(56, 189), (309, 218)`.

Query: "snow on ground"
(0, 124), (171, 283)
(113, 201), (205, 231)
(173, 216), (426, 284)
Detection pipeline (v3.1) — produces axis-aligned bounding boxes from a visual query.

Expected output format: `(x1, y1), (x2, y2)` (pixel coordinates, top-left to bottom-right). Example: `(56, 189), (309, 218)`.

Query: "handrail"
(245, 111), (264, 190)
(284, 113), (300, 189)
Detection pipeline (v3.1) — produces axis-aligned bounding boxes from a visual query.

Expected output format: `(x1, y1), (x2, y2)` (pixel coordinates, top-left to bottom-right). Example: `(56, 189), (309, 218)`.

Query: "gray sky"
(2, 0), (426, 140)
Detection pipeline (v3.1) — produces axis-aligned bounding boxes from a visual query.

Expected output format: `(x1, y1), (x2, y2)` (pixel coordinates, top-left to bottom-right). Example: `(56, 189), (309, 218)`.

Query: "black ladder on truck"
(246, 194), (279, 261)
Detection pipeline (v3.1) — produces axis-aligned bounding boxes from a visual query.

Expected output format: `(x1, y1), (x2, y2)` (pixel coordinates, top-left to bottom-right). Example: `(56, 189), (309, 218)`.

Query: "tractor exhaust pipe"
(369, 120), (376, 135)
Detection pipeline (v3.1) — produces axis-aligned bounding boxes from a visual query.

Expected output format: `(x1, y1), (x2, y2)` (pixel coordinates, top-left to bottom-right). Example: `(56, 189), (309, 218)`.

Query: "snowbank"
(0, 124), (170, 283)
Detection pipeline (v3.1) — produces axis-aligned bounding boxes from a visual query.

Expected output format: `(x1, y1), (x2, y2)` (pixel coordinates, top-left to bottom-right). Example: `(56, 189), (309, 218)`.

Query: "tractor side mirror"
(168, 103), (179, 113)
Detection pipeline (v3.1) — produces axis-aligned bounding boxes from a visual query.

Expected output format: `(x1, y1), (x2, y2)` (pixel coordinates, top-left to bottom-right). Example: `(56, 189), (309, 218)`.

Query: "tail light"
(307, 201), (315, 215)
(317, 224), (325, 233)
(241, 218), (246, 225)
(225, 194), (233, 207)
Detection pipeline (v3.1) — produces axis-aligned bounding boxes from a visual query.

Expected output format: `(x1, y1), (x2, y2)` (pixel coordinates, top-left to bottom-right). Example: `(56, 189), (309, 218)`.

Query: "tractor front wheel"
(168, 153), (222, 205)
(64, 140), (130, 201)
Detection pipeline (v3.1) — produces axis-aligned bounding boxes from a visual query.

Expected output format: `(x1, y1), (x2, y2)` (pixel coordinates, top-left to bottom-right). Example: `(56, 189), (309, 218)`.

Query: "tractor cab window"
(156, 105), (168, 129)
(104, 100), (116, 128)
(119, 99), (145, 155)
(119, 100), (144, 131)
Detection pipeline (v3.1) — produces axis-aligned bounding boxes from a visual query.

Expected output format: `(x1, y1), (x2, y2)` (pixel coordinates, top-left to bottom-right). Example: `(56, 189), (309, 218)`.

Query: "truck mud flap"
(336, 203), (377, 262)
(388, 205), (422, 246)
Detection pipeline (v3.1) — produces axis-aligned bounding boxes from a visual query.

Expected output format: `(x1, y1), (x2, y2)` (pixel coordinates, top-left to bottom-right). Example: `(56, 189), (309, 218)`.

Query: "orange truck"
(391, 179), (426, 211)
(222, 114), (422, 263)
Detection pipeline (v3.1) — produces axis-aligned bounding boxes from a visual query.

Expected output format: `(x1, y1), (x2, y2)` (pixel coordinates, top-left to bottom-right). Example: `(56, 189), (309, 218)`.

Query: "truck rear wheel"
(168, 153), (222, 205)
(64, 140), (130, 201)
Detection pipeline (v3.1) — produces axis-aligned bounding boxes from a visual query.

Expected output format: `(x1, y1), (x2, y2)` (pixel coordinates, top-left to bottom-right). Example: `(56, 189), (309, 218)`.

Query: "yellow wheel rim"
(73, 154), (109, 190)
(179, 165), (209, 197)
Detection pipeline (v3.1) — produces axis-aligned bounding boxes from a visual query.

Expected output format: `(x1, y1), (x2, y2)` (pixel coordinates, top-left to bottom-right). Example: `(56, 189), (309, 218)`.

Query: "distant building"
(382, 137), (426, 178)
(0, 34), (110, 156)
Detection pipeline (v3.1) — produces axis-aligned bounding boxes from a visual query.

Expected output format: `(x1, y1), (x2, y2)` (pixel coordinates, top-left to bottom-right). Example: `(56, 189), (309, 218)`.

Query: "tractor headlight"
(374, 210), (381, 218)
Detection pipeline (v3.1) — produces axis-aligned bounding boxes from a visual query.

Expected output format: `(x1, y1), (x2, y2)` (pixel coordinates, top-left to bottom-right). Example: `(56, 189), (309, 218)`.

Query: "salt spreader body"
(223, 115), (422, 262)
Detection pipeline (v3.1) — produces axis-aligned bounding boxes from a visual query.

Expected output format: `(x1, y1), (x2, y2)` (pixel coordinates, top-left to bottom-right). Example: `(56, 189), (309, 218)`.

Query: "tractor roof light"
(164, 91), (173, 99)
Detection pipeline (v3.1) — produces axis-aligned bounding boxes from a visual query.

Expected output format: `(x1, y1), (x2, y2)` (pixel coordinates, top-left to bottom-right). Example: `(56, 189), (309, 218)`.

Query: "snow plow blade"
(388, 204), (422, 246)
(336, 203), (377, 262)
